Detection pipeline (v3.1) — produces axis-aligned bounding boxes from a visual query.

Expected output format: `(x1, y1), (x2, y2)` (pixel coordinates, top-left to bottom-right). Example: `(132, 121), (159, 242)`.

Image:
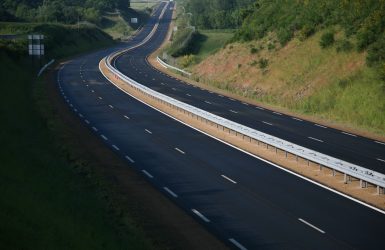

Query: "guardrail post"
(360, 180), (367, 188)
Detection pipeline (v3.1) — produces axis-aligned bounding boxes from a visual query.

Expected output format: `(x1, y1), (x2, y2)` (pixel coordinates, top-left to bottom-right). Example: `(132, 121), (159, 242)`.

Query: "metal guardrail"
(157, 56), (192, 76)
(38, 59), (55, 77)
(103, 2), (385, 190)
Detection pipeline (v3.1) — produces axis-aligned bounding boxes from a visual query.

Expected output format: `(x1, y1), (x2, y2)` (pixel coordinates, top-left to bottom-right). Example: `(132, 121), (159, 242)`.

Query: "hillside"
(167, 0), (385, 136)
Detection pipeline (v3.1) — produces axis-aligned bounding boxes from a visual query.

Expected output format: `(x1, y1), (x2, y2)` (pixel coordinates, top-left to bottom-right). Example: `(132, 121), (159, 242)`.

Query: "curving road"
(57, 2), (385, 249)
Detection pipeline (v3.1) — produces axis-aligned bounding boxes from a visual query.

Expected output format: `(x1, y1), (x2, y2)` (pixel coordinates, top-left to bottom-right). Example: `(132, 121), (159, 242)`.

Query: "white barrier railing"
(157, 56), (192, 76)
(102, 1), (385, 191)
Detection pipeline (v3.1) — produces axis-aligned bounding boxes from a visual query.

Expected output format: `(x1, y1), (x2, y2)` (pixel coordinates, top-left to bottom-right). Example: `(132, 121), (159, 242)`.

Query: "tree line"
(0, 0), (130, 24)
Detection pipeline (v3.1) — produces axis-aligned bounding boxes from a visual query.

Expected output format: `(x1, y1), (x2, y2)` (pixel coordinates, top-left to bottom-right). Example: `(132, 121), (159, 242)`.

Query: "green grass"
(193, 29), (234, 62)
(0, 23), (156, 248)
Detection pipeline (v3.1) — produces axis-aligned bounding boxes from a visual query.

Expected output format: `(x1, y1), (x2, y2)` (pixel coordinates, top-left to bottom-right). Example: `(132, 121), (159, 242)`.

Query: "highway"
(57, 2), (385, 249)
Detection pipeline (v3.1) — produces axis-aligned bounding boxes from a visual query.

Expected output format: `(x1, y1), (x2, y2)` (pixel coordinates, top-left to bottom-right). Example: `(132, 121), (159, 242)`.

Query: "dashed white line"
(204, 101), (212, 104)
(375, 140), (385, 145)
(242, 102), (249, 106)
(163, 187), (178, 198)
(221, 175), (237, 184)
(69, 104), (73, 107)
(377, 158), (385, 163)
(142, 170), (154, 178)
(125, 155), (135, 163)
(256, 106), (264, 110)
(172, 88), (177, 91)
(73, 108), (78, 112)
(91, 90), (95, 93)
(92, 127), (98, 132)
(186, 93), (192, 97)
(100, 134), (108, 140)
(314, 124), (327, 129)
(308, 137), (324, 143)
(112, 145), (120, 151)
(262, 121), (273, 126)
(85, 120), (90, 124)
(229, 238), (247, 250)
(160, 82), (165, 85)
(98, 96), (103, 100)
(145, 129), (152, 134)
(229, 98), (235, 101)
(292, 117), (303, 121)
(218, 95), (224, 97)
(298, 218), (325, 234)
(175, 148), (185, 154)
(109, 105), (114, 109)
(229, 110), (238, 114)
(79, 113), (83, 118)
(191, 209), (210, 222)
(124, 115), (130, 119)
(273, 111), (282, 115)
(342, 131), (357, 137)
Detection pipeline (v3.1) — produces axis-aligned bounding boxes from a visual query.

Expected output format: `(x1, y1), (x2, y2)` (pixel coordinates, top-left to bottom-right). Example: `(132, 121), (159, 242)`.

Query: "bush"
(180, 54), (196, 68)
(250, 47), (258, 54)
(277, 28), (292, 46)
(299, 25), (315, 41)
(258, 58), (269, 69)
(319, 31), (334, 48)
(366, 35), (385, 66)
(336, 40), (353, 52)
(267, 42), (275, 51)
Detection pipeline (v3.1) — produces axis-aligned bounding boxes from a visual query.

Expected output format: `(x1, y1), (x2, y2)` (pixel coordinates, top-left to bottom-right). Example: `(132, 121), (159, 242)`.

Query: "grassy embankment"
(192, 29), (385, 136)
(0, 23), (155, 249)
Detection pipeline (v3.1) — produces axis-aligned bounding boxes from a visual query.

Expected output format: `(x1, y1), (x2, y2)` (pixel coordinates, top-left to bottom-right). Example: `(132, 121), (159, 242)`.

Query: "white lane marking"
(69, 104), (73, 107)
(125, 155), (135, 163)
(101, 61), (385, 216)
(112, 145), (120, 151)
(342, 131), (357, 137)
(229, 98), (235, 101)
(292, 117), (303, 122)
(79, 113), (83, 118)
(124, 115), (130, 119)
(91, 90), (95, 93)
(377, 158), (385, 163)
(142, 170), (153, 178)
(74, 108), (78, 112)
(205, 101), (212, 104)
(191, 209), (210, 222)
(145, 129), (152, 134)
(218, 94), (224, 97)
(163, 187), (178, 198)
(98, 96), (103, 100)
(256, 106), (264, 110)
(172, 88), (177, 91)
(161, 82), (165, 85)
(375, 140), (385, 145)
(92, 127), (98, 132)
(242, 102), (249, 106)
(152, 78), (155, 81)
(175, 148), (185, 154)
(86, 84), (89, 87)
(229, 238), (247, 250)
(221, 175), (237, 184)
(273, 111), (282, 115)
(308, 137), (324, 143)
(314, 124), (327, 129)
(186, 93), (192, 97)
(85, 120), (90, 124)
(230, 110), (238, 114)
(209, 91), (213, 94)
(109, 105), (114, 109)
(262, 121), (273, 126)
(298, 218), (325, 234)
(101, 134), (108, 140)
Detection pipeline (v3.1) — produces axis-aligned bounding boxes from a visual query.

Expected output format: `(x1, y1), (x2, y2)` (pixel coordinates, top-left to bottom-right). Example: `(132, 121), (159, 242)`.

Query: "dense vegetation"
(0, 0), (130, 24)
(185, 0), (254, 29)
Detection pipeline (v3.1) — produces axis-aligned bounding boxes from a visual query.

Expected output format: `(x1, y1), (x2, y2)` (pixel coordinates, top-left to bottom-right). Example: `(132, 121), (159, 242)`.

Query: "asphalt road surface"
(57, 2), (385, 249)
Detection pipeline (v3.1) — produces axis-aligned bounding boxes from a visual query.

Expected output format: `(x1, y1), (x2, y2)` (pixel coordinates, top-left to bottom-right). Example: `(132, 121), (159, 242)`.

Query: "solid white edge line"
(308, 137), (324, 143)
(221, 174), (237, 184)
(191, 209), (210, 222)
(125, 155), (135, 163)
(298, 218), (325, 234)
(342, 132), (357, 137)
(374, 140), (385, 145)
(100, 57), (385, 215)
(314, 124), (327, 129)
(229, 238), (247, 250)
(175, 148), (185, 154)
(163, 187), (178, 198)
(256, 106), (264, 110)
(142, 170), (153, 178)
(292, 117), (303, 121)
(273, 112), (282, 115)
(112, 145), (120, 151)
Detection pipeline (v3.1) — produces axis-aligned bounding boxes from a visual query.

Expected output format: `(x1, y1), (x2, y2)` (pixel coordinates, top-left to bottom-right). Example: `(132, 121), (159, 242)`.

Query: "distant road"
(58, 2), (385, 249)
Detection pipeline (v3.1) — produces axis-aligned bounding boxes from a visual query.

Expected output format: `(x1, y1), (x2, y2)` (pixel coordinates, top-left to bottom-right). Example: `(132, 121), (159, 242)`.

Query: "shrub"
(258, 58), (269, 69)
(336, 40), (353, 52)
(267, 42), (275, 51)
(366, 34), (385, 66)
(319, 31), (334, 48)
(299, 25), (315, 41)
(249, 60), (257, 66)
(250, 47), (258, 54)
(180, 54), (195, 68)
(277, 28), (292, 46)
